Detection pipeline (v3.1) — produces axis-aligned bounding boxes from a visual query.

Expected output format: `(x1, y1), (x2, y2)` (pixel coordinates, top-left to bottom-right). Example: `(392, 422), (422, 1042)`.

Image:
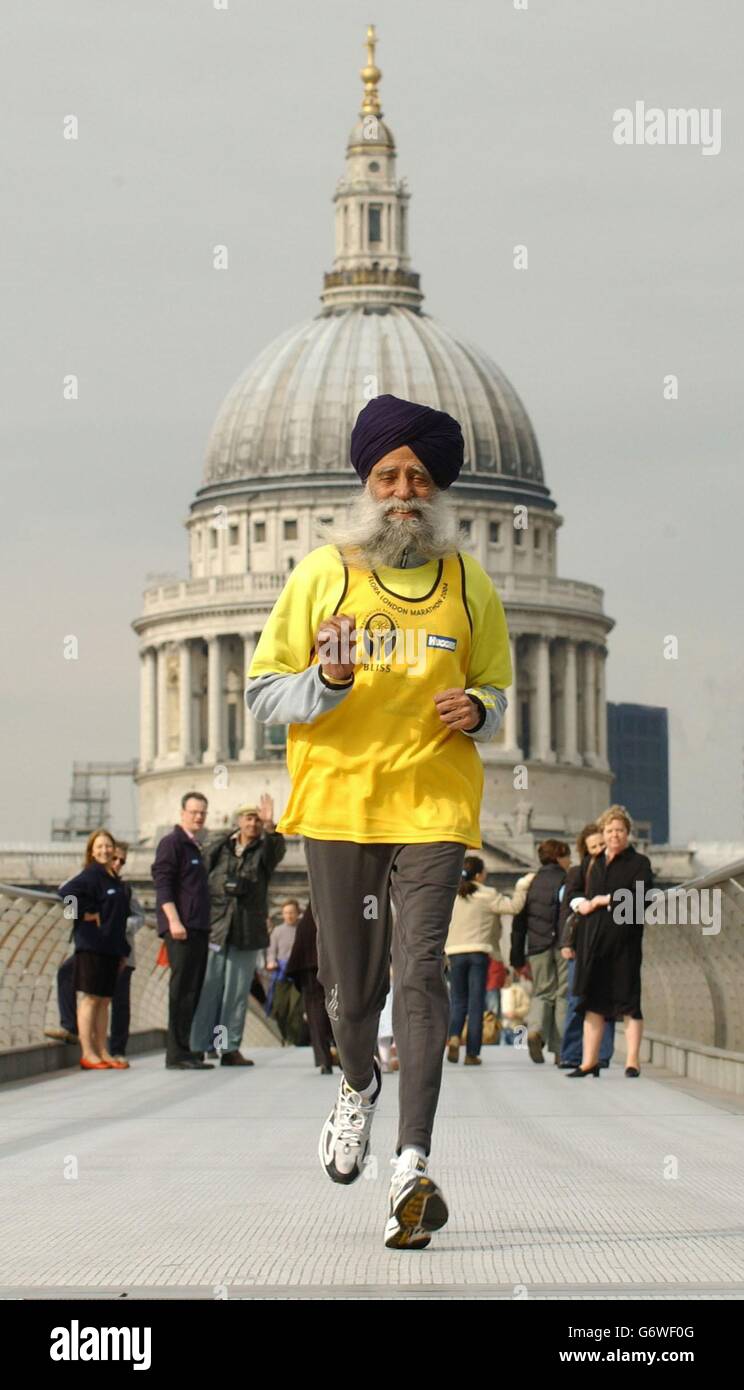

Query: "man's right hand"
(169, 921), (187, 941)
(316, 612), (356, 681)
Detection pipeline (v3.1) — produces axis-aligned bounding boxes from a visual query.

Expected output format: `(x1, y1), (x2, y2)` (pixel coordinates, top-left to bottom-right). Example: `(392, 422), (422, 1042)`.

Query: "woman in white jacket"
(444, 856), (531, 1065)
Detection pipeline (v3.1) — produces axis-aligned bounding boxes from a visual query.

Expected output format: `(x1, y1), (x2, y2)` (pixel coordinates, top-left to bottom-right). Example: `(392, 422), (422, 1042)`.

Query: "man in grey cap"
(190, 794), (286, 1066)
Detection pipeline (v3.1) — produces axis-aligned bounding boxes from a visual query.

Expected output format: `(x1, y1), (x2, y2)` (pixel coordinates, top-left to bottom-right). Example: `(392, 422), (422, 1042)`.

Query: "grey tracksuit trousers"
(303, 836), (466, 1156)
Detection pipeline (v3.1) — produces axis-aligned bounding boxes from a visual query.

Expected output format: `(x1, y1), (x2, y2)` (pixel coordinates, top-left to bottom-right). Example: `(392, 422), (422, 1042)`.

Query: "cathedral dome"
(198, 23), (551, 513)
(202, 307), (549, 506)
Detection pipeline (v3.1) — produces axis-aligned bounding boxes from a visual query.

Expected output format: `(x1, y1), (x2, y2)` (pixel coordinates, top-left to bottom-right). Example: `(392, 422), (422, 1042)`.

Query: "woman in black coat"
(568, 805), (654, 1079)
(557, 822), (613, 1069)
(59, 828), (130, 1069)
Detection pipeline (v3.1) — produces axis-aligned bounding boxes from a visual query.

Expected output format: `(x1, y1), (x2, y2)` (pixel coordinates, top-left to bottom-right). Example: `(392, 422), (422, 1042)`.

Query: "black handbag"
(562, 909), (580, 948)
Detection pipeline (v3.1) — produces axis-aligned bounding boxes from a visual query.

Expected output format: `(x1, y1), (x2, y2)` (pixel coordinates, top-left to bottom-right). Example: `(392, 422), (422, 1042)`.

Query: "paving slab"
(2, 1048), (743, 1299)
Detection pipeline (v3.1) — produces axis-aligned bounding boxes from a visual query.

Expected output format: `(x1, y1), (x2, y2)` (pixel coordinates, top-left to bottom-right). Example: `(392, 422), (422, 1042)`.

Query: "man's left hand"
(433, 688), (481, 732)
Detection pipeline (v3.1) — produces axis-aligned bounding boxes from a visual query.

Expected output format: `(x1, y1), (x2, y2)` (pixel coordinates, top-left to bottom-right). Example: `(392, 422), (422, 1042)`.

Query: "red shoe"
(80, 1058), (109, 1070)
(105, 1058), (129, 1069)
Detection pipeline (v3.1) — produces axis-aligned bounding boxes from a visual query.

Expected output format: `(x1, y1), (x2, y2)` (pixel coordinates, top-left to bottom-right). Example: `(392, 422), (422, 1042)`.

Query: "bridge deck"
(2, 1048), (744, 1299)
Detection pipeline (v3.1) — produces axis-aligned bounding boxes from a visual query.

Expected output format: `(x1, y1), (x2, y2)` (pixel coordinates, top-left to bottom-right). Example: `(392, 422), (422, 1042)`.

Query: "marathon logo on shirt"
(427, 634), (457, 652)
(361, 612), (399, 661)
(358, 614), (429, 674)
(49, 1319), (151, 1370)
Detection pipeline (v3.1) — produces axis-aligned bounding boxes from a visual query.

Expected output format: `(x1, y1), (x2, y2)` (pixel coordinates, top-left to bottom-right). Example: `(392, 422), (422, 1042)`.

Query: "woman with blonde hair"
(557, 821), (615, 1069)
(59, 829), (130, 1069)
(567, 805), (654, 1079)
(444, 856), (531, 1066)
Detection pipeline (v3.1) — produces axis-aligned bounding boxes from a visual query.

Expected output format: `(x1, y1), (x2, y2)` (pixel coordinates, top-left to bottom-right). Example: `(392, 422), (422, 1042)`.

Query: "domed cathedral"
(133, 26), (613, 855)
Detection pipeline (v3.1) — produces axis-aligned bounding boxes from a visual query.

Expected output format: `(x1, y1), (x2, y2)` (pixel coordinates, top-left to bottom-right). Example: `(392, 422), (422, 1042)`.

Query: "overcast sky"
(2, 0), (742, 845)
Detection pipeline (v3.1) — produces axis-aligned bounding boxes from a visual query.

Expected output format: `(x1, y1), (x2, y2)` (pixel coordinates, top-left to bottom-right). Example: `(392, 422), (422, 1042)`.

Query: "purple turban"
(350, 394), (465, 490)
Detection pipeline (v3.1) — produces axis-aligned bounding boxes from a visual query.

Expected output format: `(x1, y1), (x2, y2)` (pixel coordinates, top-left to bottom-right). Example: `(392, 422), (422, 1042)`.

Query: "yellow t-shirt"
(248, 544), (512, 847)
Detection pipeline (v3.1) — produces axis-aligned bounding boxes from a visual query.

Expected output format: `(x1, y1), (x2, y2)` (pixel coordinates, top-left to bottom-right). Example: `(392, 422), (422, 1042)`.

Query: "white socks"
(396, 1145), (426, 1169)
(346, 1073), (377, 1101)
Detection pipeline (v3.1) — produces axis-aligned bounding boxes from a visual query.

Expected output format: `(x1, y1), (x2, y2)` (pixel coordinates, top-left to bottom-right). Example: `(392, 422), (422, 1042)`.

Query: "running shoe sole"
(390, 1173), (449, 1235)
(384, 1217), (431, 1250)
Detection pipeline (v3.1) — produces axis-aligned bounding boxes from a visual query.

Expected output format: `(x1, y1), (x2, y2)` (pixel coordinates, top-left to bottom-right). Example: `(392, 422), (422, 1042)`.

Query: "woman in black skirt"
(567, 805), (654, 1078)
(59, 829), (130, 1070)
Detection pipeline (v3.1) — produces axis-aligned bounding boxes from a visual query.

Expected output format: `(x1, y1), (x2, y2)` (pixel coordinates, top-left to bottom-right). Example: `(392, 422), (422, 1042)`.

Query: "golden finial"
(359, 24), (382, 116)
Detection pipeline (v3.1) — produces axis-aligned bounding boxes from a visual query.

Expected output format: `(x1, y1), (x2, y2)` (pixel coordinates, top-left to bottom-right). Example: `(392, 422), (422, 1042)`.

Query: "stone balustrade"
(141, 571), (287, 614)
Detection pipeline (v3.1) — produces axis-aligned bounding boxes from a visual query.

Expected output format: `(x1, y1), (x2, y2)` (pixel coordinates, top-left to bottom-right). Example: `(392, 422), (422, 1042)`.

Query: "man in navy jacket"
(152, 792), (212, 1069)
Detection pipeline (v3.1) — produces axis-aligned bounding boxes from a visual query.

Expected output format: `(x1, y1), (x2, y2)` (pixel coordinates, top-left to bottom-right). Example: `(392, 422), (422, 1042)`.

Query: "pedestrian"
(46, 845), (143, 1052)
(246, 392), (512, 1248)
(190, 796), (285, 1067)
(151, 792), (212, 1070)
(484, 955), (508, 1020)
(285, 901), (337, 1073)
(557, 822), (615, 1070)
(58, 829), (131, 1070)
(445, 855), (530, 1066)
(510, 840), (571, 1064)
(265, 900), (306, 1044)
(500, 969), (531, 1045)
(44, 955), (78, 1046)
(566, 805), (654, 1078)
(107, 841), (146, 1067)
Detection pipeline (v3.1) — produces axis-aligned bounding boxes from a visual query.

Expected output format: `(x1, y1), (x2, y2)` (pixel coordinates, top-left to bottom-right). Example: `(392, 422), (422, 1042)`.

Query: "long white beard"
(319, 486), (463, 570)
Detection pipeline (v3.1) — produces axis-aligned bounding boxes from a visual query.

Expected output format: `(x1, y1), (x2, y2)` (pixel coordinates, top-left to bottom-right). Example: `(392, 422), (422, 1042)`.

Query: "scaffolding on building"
(51, 761), (139, 841)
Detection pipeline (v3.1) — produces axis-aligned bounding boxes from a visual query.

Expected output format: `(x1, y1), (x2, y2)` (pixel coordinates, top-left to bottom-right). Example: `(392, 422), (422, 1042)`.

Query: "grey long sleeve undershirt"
(244, 546), (508, 743)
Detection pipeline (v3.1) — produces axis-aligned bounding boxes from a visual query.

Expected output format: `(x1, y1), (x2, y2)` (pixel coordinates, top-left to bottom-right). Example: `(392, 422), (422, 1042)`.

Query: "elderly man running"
(246, 394), (512, 1249)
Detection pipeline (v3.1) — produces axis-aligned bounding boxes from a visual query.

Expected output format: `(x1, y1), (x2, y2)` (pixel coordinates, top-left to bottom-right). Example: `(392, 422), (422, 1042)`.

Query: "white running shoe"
(384, 1154), (449, 1250)
(318, 1059), (382, 1185)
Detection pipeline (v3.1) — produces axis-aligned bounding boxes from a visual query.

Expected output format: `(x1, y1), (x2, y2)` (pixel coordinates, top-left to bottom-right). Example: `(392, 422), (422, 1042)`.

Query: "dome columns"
(498, 632), (610, 773)
(580, 643), (609, 769)
(139, 647), (157, 771)
(179, 640), (195, 764)
(238, 634), (259, 763)
(156, 644), (169, 764)
(138, 630), (264, 777)
(501, 635), (522, 759)
(561, 639), (580, 764)
(203, 635), (223, 767)
(533, 635), (555, 764)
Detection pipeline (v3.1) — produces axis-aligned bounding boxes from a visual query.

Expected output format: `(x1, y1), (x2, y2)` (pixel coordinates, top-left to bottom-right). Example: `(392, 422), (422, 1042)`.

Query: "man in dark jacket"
(190, 794), (285, 1066)
(152, 792), (212, 1070)
(510, 839), (570, 1065)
